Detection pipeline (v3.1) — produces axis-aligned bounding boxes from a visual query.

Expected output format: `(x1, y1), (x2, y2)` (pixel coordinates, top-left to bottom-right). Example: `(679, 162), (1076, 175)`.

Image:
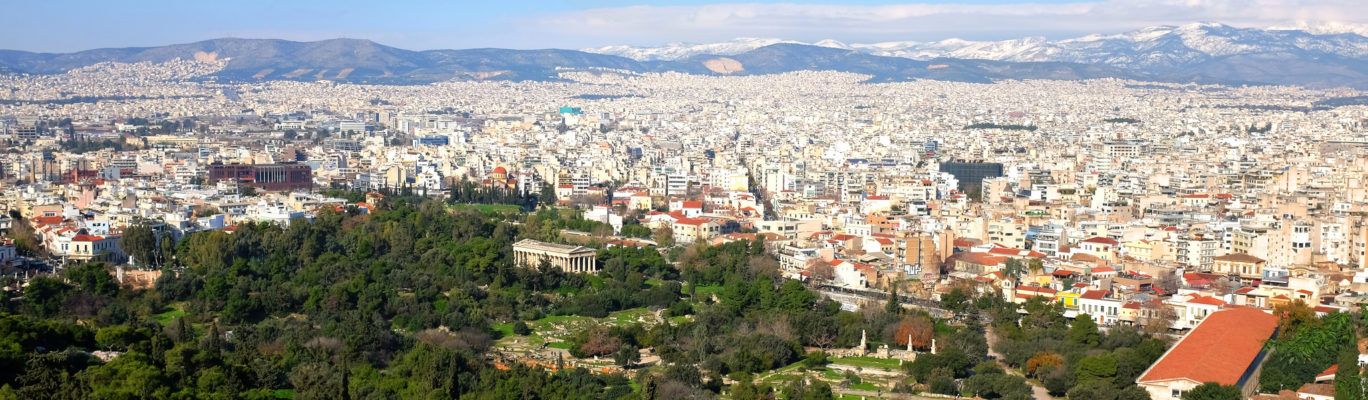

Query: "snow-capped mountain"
(584, 22), (1368, 74)
(6, 23), (1368, 88)
(585, 38), (803, 62)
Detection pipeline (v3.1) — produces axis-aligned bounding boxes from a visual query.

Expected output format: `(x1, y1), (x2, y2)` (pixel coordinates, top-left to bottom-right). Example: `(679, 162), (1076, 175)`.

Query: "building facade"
(513, 239), (599, 274)
(209, 163), (313, 191)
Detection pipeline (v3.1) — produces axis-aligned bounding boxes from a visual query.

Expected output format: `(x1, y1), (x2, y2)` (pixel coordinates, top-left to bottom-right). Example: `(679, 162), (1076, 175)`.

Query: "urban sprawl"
(3, 59), (1368, 400)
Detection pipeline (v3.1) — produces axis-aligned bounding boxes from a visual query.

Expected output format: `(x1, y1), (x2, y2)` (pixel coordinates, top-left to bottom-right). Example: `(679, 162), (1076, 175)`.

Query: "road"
(815, 285), (952, 319)
(985, 326), (1053, 400)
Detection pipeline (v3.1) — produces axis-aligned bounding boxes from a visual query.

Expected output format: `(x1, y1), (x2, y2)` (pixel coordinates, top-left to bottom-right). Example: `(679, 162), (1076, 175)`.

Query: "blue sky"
(2, 0), (1363, 52)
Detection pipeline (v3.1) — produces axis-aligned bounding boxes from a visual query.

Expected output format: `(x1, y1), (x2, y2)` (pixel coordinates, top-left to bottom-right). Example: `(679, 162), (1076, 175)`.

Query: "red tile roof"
(31, 216), (64, 226)
(674, 217), (709, 226)
(1081, 237), (1119, 245)
(1188, 295), (1226, 306)
(988, 247), (1046, 258)
(1318, 365), (1338, 380)
(1080, 290), (1108, 300)
(1138, 308), (1277, 386)
(957, 252), (1007, 267)
(1017, 285), (1058, 295)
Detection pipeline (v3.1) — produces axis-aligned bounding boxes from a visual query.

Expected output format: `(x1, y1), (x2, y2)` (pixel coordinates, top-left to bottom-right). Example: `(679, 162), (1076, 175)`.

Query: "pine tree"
(1337, 332), (1365, 400)
(885, 284), (901, 315)
(203, 320), (222, 360)
(339, 359), (350, 400)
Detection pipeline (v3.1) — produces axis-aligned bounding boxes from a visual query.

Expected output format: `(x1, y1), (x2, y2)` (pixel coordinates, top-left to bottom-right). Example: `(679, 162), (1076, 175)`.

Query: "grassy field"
(152, 304), (185, 325)
(830, 356), (903, 370)
(492, 322), (515, 337)
(608, 308), (654, 325)
(692, 284), (723, 297)
(849, 382), (878, 391)
(272, 389), (294, 399)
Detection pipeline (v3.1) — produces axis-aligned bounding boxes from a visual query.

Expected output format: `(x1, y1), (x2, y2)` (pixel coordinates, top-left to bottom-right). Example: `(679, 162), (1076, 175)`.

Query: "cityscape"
(1, 1), (1368, 400)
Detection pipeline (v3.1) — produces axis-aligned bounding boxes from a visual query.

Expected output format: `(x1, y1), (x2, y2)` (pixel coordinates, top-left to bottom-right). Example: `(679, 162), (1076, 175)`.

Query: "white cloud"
(521, 0), (1368, 45)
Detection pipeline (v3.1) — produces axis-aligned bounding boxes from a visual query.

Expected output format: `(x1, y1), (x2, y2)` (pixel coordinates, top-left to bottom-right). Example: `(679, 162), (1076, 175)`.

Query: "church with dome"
(482, 166), (518, 191)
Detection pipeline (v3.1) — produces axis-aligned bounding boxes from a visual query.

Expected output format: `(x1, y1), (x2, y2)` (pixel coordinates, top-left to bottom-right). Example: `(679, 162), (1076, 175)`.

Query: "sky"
(2, 0), (1367, 52)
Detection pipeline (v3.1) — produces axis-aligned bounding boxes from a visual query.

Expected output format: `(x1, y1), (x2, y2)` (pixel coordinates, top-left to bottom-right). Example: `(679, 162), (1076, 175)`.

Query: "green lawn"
(273, 389), (294, 399)
(546, 342), (572, 350)
(693, 284), (723, 297)
(152, 304), (185, 325)
(492, 323), (514, 337)
(849, 382), (878, 391)
(830, 356), (902, 370)
(608, 308), (653, 325)
(823, 369), (844, 380)
(535, 314), (591, 326)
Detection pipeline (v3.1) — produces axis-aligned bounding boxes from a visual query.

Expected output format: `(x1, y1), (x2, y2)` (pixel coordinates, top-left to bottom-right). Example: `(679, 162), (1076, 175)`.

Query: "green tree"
(82, 352), (171, 399)
(1075, 354), (1118, 385)
(801, 351), (828, 369)
(777, 279), (816, 312)
(941, 287), (968, 313)
(539, 185), (557, 207)
(64, 263), (118, 296)
(23, 277), (71, 318)
(1066, 380), (1116, 400)
(1182, 382), (1242, 400)
(512, 321), (531, 336)
(1003, 258), (1025, 279)
(119, 224), (158, 266)
(614, 344), (640, 368)
(884, 284), (901, 315)
(1069, 314), (1101, 346)
(1337, 334), (1365, 400)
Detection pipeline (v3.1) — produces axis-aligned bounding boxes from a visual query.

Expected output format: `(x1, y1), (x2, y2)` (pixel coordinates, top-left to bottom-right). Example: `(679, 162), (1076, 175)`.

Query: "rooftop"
(1137, 307), (1277, 386)
(513, 239), (595, 255)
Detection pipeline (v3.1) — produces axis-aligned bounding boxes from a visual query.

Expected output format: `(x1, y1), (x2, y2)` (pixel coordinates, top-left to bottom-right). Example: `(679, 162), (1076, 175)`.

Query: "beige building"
(1211, 253), (1267, 283)
(512, 239), (598, 274)
(987, 218), (1026, 249)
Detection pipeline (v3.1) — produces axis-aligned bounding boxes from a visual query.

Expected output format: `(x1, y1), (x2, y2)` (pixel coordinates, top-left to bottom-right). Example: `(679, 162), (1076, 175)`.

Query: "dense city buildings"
(207, 163), (313, 191)
(1, 48), (1368, 400)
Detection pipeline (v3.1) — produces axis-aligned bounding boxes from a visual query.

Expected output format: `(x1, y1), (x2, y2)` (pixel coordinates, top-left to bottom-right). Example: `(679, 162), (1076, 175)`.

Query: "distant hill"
(589, 23), (1368, 89)
(4, 24), (1368, 87)
(0, 39), (648, 84)
(662, 43), (1142, 83)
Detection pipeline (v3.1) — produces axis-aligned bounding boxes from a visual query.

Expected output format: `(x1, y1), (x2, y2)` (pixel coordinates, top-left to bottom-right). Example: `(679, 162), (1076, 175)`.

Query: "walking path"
(985, 327), (1053, 400)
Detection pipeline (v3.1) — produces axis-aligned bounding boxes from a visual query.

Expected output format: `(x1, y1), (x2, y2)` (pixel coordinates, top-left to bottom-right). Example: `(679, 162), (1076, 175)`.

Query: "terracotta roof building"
(1136, 307), (1278, 400)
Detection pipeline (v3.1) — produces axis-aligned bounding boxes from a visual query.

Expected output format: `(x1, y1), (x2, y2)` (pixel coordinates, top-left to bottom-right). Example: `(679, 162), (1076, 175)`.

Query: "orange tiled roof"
(1138, 308), (1277, 386)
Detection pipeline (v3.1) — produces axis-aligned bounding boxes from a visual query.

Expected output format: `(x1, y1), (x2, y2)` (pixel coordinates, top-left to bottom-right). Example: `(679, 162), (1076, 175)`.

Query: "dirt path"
(985, 326), (1053, 400)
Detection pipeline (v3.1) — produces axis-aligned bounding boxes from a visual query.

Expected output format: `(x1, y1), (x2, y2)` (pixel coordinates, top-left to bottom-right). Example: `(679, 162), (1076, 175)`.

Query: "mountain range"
(3, 23), (1368, 88)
